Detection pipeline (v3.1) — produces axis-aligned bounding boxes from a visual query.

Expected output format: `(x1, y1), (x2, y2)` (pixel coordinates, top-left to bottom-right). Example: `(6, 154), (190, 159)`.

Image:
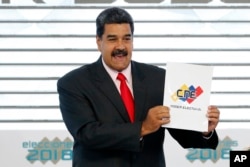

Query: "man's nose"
(115, 40), (125, 50)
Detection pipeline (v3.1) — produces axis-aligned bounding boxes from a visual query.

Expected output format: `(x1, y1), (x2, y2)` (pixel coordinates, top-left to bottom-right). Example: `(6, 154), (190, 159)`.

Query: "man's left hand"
(203, 105), (220, 136)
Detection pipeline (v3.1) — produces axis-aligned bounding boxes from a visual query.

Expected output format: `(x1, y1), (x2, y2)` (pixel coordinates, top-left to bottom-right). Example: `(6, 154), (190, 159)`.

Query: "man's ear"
(96, 35), (102, 51)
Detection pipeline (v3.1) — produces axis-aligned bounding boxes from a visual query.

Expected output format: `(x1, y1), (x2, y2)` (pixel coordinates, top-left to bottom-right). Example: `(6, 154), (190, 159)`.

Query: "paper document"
(162, 62), (213, 132)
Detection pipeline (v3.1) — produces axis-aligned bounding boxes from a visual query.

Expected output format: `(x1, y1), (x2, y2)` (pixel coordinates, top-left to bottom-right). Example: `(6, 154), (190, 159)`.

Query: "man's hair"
(96, 7), (134, 38)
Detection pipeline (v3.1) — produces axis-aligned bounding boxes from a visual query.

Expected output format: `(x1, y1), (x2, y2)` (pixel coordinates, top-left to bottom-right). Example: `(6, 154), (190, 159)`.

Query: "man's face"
(96, 23), (133, 72)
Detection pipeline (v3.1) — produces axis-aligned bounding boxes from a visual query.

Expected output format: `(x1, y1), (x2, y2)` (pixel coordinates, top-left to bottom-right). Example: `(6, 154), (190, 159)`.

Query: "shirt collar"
(102, 58), (132, 84)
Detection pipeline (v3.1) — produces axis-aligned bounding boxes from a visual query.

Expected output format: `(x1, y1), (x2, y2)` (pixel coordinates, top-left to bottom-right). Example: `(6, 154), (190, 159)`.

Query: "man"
(57, 7), (220, 167)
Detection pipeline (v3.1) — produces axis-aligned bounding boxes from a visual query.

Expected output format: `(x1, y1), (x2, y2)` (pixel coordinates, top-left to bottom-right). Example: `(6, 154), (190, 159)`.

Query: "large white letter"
(234, 155), (241, 162)
(241, 155), (247, 162)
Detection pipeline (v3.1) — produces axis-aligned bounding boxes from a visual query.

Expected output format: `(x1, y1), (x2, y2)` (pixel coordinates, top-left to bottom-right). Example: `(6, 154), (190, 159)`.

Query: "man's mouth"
(112, 49), (128, 57)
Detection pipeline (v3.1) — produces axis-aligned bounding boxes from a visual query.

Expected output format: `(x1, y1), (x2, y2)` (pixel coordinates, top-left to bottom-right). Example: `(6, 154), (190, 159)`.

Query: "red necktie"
(117, 73), (135, 122)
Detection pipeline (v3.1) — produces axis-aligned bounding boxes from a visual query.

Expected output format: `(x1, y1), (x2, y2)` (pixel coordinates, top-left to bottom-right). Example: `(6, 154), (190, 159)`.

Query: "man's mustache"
(111, 49), (128, 57)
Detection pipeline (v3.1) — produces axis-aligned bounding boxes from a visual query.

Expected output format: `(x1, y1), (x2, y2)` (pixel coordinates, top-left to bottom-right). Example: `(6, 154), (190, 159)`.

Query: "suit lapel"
(90, 58), (147, 122)
(131, 61), (147, 121)
(91, 58), (131, 122)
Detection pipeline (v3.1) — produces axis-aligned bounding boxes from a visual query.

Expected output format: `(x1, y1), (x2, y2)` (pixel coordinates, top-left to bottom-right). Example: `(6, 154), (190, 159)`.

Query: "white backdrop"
(1, 1), (250, 166)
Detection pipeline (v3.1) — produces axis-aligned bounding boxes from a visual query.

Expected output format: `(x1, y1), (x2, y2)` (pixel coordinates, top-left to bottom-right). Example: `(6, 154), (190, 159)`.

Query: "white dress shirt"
(102, 58), (134, 96)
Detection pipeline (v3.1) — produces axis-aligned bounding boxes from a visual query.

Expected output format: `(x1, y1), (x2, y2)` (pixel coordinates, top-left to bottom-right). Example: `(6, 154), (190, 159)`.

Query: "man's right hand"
(141, 106), (170, 137)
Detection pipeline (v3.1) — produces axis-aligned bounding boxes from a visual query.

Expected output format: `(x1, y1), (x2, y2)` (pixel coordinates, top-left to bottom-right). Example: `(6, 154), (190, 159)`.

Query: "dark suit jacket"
(57, 57), (218, 167)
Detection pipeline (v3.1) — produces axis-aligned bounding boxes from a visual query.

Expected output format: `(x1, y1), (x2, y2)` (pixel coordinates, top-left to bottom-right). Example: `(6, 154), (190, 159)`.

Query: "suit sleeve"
(166, 128), (219, 149)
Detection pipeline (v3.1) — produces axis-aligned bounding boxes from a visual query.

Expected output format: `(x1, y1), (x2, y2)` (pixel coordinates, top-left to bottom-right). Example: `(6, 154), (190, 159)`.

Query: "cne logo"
(171, 84), (203, 104)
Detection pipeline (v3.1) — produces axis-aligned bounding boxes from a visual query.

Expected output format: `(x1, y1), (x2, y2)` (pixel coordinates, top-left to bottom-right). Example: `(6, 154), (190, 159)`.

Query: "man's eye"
(108, 38), (116, 41)
(124, 37), (132, 41)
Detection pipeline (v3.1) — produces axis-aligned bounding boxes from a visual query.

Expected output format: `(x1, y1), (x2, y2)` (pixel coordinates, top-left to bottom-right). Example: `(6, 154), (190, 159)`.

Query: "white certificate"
(162, 62), (213, 132)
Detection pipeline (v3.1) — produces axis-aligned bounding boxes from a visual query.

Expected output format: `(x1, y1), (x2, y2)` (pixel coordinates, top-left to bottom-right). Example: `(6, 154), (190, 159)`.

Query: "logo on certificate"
(171, 84), (203, 104)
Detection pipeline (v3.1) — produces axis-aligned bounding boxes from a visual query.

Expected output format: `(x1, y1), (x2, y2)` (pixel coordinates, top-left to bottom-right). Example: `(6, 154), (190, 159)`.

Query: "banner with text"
(164, 129), (250, 167)
(0, 129), (249, 166)
(1, 0), (250, 6)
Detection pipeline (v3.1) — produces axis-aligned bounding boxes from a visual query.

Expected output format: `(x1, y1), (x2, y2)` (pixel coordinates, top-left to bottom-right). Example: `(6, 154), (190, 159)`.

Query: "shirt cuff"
(203, 130), (214, 140)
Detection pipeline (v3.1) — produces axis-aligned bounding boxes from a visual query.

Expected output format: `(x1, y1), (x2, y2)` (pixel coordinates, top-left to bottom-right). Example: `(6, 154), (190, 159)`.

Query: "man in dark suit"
(57, 7), (220, 167)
